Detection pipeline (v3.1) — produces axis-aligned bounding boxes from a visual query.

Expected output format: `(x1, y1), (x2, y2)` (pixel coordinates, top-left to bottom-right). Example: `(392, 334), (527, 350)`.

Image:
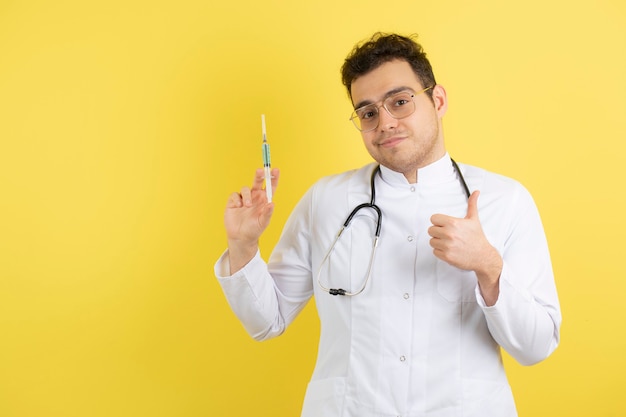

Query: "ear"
(432, 84), (448, 118)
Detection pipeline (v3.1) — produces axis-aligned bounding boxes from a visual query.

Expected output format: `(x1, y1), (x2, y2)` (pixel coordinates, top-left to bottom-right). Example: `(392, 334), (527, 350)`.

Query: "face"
(350, 59), (448, 183)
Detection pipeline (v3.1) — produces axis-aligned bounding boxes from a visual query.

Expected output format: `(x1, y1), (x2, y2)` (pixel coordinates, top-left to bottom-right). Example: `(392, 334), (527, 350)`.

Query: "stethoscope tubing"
(318, 159), (470, 296)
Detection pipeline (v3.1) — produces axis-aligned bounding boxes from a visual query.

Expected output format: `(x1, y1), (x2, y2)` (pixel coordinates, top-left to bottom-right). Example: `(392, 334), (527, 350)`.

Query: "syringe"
(261, 114), (272, 203)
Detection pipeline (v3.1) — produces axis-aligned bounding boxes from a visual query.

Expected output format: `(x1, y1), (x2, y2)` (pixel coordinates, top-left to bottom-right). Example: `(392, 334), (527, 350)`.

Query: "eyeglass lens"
(351, 92), (415, 132)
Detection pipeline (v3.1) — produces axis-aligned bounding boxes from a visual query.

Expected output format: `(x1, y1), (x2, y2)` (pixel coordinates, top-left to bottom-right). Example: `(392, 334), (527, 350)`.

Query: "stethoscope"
(316, 159), (471, 296)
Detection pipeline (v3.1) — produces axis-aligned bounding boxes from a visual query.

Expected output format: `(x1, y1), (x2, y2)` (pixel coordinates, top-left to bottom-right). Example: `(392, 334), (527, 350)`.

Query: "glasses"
(349, 86), (433, 132)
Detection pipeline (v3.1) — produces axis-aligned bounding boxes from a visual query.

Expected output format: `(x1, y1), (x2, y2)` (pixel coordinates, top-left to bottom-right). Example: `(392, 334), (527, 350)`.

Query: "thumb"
(465, 190), (480, 219)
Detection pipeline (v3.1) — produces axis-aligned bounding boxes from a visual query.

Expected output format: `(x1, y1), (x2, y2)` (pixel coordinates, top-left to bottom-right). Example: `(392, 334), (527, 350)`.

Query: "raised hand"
(428, 190), (502, 305)
(224, 168), (280, 273)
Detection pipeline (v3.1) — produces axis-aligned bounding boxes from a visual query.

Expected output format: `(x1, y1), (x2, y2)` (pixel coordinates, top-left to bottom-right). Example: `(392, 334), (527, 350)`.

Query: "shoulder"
(457, 162), (529, 196)
(315, 163), (376, 186)
(456, 162), (539, 215)
(309, 163), (377, 194)
(287, 163), (377, 229)
(456, 163), (546, 243)
(292, 163), (377, 217)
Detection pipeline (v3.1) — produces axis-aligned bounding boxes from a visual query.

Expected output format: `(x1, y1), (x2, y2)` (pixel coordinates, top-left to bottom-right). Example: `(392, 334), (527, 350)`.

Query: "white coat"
(215, 155), (561, 417)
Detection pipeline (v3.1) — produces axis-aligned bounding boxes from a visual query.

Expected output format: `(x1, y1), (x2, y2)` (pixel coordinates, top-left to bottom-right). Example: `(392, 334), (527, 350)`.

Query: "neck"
(404, 148), (447, 183)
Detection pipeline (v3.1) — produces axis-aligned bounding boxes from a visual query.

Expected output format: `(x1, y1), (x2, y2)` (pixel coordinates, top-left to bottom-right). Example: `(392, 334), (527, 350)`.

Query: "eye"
(357, 106), (377, 120)
(391, 94), (412, 107)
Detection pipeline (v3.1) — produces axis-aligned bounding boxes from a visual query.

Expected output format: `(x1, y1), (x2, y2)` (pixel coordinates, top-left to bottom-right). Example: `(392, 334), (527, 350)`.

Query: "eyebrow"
(353, 86), (415, 110)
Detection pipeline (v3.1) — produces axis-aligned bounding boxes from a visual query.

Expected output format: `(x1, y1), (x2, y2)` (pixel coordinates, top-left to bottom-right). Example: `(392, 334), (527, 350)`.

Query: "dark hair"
(341, 32), (437, 100)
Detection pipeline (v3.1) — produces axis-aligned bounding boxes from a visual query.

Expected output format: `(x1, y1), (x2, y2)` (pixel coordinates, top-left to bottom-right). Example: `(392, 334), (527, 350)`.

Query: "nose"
(378, 105), (398, 131)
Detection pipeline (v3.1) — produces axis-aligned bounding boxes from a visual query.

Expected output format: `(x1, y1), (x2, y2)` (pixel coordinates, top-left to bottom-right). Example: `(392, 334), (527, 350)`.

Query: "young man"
(215, 32), (561, 417)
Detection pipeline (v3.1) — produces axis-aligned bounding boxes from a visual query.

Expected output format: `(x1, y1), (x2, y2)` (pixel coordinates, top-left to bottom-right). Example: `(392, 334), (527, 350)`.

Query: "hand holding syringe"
(222, 115), (279, 273)
(261, 114), (273, 203)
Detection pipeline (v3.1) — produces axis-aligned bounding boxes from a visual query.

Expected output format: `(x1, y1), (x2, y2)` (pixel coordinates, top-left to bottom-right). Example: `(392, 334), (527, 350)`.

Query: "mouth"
(377, 136), (405, 148)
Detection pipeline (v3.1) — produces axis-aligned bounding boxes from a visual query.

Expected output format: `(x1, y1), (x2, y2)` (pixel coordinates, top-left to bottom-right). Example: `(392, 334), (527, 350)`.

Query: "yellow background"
(1, 0), (624, 415)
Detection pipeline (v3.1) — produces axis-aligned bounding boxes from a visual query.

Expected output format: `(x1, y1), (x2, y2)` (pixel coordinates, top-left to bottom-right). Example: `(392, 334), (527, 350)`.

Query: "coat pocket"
(301, 377), (346, 417)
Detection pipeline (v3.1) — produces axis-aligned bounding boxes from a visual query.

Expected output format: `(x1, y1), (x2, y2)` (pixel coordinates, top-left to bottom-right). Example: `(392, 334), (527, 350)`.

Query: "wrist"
(227, 239), (259, 275)
(475, 248), (503, 306)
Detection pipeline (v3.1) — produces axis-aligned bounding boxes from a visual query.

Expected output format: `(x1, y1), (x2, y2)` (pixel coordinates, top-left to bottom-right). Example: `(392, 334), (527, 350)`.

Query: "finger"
(240, 186), (252, 206)
(465, 190), (480, 220)
(252, 168), (265, 190)
(428, 235), (442, 249)
(259, 200), (276, 228)
(431, 247), (450, 263)
(227, 192), (243, 208)
(430, 213), (454, 227)
(428, 224), (453, 240)
(427, 224), (443, 239)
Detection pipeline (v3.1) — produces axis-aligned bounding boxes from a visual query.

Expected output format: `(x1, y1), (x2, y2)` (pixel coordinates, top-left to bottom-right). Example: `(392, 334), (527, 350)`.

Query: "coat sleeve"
(477, 183), (561, 366)
(214, 187), (315, 341)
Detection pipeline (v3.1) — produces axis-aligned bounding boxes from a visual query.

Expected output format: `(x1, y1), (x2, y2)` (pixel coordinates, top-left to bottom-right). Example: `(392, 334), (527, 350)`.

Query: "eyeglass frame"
(349, 86), (434, 132)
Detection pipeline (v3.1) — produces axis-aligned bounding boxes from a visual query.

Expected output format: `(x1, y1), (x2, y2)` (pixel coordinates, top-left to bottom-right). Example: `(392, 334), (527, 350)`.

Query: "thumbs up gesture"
(428, 191), (503, 304)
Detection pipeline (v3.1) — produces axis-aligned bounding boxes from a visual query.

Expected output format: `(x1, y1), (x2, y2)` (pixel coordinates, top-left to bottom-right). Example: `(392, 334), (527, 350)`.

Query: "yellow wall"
(1, 0), (624, 415)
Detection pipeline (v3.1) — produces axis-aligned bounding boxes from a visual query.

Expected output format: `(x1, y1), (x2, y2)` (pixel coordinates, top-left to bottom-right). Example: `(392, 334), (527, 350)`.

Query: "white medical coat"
(215, 155), (561, 417)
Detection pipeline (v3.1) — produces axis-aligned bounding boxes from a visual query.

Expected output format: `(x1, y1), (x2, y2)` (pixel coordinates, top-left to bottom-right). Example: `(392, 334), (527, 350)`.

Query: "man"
(215, 32), (561, 417)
